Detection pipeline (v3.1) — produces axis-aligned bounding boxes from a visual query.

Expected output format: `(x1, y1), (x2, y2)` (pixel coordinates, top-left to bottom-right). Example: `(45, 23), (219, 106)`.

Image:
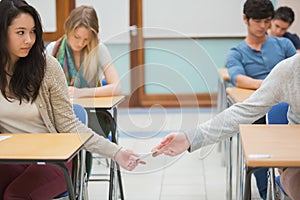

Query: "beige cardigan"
(34, 55), (121, 158)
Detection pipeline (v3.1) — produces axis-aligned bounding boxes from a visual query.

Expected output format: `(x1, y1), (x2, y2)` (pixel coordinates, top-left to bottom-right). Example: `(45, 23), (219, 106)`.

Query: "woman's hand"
(114, 148), (146, 171)
(152, 132), (190, 157)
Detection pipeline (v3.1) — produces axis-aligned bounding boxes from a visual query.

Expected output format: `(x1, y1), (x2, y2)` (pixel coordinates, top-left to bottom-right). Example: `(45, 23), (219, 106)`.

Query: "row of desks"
(224, 86), (255, 200)
(218, 71), (298, 200)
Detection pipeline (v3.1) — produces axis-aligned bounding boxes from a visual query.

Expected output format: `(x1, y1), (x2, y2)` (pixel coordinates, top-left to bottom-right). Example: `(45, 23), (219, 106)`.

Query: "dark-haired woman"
(0, 0), (142, 199)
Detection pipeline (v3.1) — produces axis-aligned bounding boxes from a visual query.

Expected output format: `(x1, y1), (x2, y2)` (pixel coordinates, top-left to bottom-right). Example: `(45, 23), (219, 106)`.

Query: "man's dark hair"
(243, 0), (275, 20)
(274, 6), (294, 25)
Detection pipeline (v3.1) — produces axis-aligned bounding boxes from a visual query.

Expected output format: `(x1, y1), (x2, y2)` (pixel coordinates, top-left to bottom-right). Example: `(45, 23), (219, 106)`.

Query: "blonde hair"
(64, 5), (100, 86)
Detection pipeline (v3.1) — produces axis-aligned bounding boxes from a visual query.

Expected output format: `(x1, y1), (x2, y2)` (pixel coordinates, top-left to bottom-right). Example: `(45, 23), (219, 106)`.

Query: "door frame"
(129, 0), (216, 107)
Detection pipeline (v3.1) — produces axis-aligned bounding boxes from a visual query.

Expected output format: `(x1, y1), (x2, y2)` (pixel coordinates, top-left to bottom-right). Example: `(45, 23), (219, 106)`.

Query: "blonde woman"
(46, 5), (121, 98)
(46, 5), (125, 178)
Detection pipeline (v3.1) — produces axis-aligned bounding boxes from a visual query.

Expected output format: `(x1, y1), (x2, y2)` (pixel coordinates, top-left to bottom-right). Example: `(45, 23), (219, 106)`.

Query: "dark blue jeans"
(253, 168), (268, 200)
(253, 116), (267, 200)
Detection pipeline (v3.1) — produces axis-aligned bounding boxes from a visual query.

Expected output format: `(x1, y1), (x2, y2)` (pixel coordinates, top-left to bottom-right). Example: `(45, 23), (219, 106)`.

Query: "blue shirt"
(226, 36), (296, 86)
(284, 32), (300, 50)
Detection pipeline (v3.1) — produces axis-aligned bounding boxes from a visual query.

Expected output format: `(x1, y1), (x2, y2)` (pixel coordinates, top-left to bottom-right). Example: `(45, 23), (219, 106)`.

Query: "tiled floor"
(87, 108), (262, 200)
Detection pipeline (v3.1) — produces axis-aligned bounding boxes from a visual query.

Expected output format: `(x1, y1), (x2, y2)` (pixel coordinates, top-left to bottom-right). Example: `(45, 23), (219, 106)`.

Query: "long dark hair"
(0, 0), (45, 104)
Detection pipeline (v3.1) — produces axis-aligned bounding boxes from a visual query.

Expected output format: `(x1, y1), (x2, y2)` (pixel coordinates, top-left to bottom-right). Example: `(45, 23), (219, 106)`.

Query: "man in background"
(268, 6), (300, 52)
(226, 1), (295, 90)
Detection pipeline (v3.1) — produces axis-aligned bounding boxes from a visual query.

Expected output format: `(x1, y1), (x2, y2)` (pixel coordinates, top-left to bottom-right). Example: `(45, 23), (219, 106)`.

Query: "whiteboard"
(76, 0), (130, 43)
(143, 0), (247, 38)
(27, 0), (56, 32)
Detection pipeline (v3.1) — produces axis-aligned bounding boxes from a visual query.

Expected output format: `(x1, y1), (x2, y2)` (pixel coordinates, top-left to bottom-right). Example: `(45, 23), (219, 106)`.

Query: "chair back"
(72, 104), (88, 125)
(53, 104), (88, 200)
(266, 102), (289, 124)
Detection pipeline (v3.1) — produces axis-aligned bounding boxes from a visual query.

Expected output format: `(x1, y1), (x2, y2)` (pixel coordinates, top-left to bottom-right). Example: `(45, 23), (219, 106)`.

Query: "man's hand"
(152, 132), (190, 157)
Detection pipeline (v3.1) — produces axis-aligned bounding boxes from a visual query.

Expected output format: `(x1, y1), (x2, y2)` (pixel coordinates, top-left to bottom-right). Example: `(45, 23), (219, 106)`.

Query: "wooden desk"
(71, 96), (125, 109)
(218, 68), (230, 82)
(239, 124), (300, 199)
(0, 133), (93, 200)
(71, 96), (125, 142)
(240, 124), (300, 167)
(224, 87), (255, 200)
(226, 87), (255, 104)
(71, 96), (125, 200)
(217, 69), (231, 113)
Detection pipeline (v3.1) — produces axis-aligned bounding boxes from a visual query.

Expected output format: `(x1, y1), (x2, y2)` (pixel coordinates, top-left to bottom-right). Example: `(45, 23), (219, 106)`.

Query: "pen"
(70, 77), (74, 86)
(136, 150), (158, 161)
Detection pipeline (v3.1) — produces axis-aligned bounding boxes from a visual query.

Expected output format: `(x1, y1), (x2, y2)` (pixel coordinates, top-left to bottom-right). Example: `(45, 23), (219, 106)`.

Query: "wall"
(84, 0), (246, 95)
(143, 0), (247, 38)
(27, 0), (56, 32)
(143, 38), (242, 94)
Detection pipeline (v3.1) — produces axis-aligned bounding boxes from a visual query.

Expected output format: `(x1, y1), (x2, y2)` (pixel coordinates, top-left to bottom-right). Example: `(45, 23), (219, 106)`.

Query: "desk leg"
(110, 108), (125, 200)
(226, 137), (232, 200)
(243, 167), (259, 200)
(97, 108), (124, 200)
(78, 150), (87, 200)
(108, 160), (125, 200)
(236, 133), (241, 199)
(266, 168), (276, 200)
(236, 133), (247, 200)
(54, 162), (76, 200)
(116, 163), (125, 199)
(109, 159), (115, 200)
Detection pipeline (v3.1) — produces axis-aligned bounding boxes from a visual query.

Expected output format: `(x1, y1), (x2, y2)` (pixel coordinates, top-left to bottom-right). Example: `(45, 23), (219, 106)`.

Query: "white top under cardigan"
(0, 94), (49, 133)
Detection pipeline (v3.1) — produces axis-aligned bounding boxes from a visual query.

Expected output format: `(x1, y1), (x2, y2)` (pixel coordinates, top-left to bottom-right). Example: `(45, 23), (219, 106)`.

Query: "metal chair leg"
(116, 163), (124, 200)
(108, 159), (115, 200)
(266, 168), (276, 200)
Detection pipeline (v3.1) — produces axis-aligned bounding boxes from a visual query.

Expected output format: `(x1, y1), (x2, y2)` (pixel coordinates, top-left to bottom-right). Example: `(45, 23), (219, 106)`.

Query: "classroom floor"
(87, 108), (262, 200)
